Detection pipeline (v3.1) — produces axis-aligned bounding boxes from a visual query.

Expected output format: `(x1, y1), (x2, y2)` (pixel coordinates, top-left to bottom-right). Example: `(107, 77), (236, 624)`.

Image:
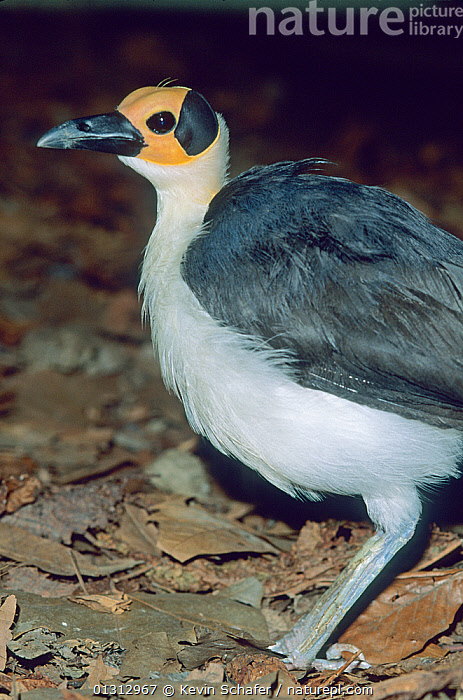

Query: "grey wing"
(182, 164), (463, 428)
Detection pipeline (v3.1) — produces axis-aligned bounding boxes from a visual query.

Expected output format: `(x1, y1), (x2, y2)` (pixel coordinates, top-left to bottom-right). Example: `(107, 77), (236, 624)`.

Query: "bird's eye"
(146, 111), (176, 134)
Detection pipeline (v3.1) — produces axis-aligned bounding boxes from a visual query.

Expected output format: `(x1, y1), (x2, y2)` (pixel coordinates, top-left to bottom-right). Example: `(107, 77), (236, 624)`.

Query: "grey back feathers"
(182, 160), (463, 428)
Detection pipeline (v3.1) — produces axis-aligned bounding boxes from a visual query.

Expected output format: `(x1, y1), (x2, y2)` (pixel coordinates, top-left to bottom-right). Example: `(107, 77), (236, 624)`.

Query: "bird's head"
(38, 85), (228, 196)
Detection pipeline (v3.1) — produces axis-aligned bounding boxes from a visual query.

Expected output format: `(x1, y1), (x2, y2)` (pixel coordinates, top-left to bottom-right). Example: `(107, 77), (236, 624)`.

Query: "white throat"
(118, 114), (230, 386)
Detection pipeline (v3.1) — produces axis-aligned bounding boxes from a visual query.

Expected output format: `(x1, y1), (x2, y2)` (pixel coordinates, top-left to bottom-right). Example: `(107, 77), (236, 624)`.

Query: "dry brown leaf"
(294, 521), (323, 556)
(186, 661), (224, 684)
(81, 654), (119, 689)
(340, 569), (463, 664)
(53, 445), (139, 485)
(133, 591), (269, 642)
(118, 630), (176, 677)
(410, 527), (463, 572)
(3, 566), (75, 598)
(2, 476), (122, 543)
(151, 499), (279, 562)
(0, 522), (139, 577)
(0, 674), (59, 693)
(115, 503), (159, 555)
(0, 673), (14, 692)
(0, 596), (16, 672)
(373, 667), (463, 700)
(408, 642), (447, 660)
(1, 475), (41, 515)
(69, 590), (131, 614)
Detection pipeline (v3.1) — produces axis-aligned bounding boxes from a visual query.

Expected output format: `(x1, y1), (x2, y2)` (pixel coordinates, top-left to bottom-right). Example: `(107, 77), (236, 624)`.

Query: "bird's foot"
(311, 644), (370, 672)
(270, 637), (370, 672)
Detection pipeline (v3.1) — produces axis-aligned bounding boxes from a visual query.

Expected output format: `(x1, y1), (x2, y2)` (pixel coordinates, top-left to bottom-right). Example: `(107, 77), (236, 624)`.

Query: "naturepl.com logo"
(249, 2), (463, 38)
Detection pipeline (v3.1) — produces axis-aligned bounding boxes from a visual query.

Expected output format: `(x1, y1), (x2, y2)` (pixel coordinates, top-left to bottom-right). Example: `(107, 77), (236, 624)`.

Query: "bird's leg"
(269, 519), (417, 669)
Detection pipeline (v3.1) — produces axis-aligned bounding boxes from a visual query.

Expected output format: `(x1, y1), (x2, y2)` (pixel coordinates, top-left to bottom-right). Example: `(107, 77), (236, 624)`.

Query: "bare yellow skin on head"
(117, 86), (219, 166)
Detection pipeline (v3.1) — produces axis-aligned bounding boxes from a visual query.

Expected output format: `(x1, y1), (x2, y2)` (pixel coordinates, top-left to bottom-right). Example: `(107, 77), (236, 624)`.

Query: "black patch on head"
(174, 90), (219, 156)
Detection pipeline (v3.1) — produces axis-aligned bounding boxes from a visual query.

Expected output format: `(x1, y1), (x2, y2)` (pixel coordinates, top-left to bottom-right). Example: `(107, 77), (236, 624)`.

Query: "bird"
(38, 85), (463, 669)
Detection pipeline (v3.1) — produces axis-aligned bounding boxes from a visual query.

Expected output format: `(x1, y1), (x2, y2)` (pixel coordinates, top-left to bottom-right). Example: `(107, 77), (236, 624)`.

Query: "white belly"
(148, 269), (462, 533)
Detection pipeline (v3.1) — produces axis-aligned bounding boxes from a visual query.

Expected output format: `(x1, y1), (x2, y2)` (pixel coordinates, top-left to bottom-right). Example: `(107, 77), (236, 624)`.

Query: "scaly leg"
(269, 519), (417, 668)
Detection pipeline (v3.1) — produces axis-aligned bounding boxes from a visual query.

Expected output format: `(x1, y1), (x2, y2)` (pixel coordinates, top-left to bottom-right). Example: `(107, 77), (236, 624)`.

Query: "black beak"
(37, 111), (146, 157)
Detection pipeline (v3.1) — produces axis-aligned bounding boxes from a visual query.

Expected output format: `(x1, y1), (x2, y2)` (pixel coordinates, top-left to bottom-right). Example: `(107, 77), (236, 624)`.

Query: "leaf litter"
(0, 597), (16, 672)
(1, 13), (463, 698)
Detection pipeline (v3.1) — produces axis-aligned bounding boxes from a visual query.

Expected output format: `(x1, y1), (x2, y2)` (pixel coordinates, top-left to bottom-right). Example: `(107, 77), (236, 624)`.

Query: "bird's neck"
(120, 114), (229, 255)
(118, 116), (229, 345)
